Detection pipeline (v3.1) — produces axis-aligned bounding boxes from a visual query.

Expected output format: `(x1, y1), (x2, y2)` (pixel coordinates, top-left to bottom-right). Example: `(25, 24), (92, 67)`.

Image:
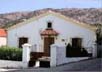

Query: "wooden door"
(44, 37), (54, 56)
(19, 37), (28, 48)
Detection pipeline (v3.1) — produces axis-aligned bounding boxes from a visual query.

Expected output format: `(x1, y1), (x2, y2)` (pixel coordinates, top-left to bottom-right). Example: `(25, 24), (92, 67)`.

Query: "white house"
(7, 10), (96, 57)
(0, 29), (7, 47)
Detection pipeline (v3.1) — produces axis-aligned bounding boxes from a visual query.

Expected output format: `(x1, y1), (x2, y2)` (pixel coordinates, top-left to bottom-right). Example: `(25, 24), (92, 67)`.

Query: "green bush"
(0, 46), (22, 61)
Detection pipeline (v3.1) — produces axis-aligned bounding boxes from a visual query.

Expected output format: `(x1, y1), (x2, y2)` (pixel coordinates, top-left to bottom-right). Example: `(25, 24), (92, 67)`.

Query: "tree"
(95, 24), (102, 45)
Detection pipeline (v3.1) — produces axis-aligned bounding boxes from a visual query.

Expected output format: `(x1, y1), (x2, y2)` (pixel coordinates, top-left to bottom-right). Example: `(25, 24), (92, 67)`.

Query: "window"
(19, 37), (28, 48)
(47, 22), (52, 28)
(72, 38), (82, 48)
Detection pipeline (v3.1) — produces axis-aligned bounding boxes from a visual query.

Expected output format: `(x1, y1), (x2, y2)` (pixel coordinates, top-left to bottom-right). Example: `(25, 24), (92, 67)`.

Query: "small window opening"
(47, 22), (52, 28)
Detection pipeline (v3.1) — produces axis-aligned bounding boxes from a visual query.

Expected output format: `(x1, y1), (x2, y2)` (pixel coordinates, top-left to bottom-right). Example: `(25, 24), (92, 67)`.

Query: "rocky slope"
(0, 8), (102, 28)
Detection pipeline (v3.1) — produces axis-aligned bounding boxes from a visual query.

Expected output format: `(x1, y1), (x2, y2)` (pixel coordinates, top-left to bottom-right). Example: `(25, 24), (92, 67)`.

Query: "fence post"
(50, 44), (57, 67)
(92, 43), (97, 58)
(22, 43), (31, 68)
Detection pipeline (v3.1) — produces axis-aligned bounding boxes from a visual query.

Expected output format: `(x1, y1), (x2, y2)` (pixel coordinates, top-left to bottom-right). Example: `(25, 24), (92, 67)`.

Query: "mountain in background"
(0, 8), (102, 28)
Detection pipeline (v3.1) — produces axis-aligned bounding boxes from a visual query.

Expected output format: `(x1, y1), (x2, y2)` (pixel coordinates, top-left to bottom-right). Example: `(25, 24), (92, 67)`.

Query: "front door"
(44, 37), (54, 56)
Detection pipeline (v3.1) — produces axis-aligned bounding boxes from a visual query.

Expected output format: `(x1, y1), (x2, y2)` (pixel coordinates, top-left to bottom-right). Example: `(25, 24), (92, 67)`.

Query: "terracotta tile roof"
(41, 28), (59, 36)
(0, 29), (7, 37)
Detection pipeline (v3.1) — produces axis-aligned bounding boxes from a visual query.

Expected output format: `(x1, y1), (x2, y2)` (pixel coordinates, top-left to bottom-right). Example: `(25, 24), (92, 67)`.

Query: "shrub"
(66, 43), (72, 57)
(0, 46), (22, 61)
(66, 43), (89, 57)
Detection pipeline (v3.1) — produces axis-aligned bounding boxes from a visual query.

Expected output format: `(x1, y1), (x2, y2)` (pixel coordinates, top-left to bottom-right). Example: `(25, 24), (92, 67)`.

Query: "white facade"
(7, 12), (96, 53)
(0, 37), (6, 47)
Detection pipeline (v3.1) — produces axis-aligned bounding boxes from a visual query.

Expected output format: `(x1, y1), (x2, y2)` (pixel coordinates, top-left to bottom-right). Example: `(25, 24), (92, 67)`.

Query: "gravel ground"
(0, 58), (102, 72)
(0, 60), (23, 69)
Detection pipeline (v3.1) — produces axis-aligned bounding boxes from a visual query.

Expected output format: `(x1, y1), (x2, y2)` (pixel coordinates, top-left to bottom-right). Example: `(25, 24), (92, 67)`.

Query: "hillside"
(0, 8), (102, 28)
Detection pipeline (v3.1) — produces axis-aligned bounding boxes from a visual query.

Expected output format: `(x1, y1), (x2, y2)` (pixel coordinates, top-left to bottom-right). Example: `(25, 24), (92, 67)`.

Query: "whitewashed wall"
(50, 44), (89, 66)
(22, 43), (31, 68)
(0, 37), (6, 47)
(7, 14), (95, 52)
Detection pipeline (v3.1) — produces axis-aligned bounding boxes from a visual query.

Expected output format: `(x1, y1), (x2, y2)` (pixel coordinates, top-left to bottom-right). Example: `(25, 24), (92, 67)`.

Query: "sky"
(0, 0), (101, 14)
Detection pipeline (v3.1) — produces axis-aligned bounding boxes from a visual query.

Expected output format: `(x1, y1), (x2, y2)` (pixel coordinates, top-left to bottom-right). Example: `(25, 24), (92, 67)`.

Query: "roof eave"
(7, 10), (96, 32)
